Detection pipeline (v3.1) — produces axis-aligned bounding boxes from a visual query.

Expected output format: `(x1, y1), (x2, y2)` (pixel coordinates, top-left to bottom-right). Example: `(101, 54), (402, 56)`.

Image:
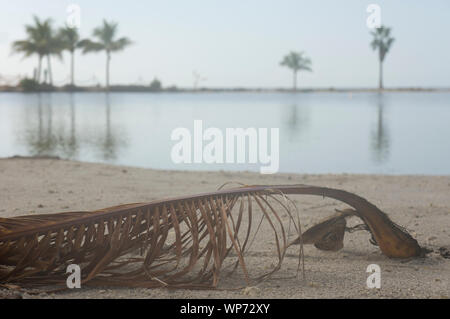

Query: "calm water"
(0, 92), (449, 175)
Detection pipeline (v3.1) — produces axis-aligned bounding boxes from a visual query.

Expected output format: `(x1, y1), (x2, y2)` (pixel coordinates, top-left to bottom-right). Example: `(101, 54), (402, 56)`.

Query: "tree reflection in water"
(22, 93), (126, 161)
(97, 93), (124, 160)
(285, 101), (310, 142)
(370, 93), (390, 164)
(24, 93), (57, 156)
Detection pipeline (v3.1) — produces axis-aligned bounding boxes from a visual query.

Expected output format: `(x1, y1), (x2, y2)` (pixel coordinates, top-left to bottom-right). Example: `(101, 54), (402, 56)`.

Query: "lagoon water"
(0, 91), (449, 175)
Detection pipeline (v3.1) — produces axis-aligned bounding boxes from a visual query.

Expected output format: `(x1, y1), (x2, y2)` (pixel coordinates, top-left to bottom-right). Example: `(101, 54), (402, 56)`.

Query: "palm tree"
(79, 20), (132, 89)
(29, 17), (61, 86)
(11, 16), (62, 86)
(45, 27), (64, 86)
(280, 51), (312, 91)
(11, 16), (49, 83)
(58, 26), (82, 86)
(370, 26), (394, 90)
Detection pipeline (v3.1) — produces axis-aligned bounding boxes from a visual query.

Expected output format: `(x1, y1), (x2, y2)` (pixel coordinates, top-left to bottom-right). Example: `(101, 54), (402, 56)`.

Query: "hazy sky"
(0, 0), (449, 88)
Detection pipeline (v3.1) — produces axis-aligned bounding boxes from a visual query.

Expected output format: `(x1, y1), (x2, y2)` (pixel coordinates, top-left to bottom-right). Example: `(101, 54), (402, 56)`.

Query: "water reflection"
(24, 94), (57, 155)
(62, 93), (79, 158)
(96, 93), (124, 160)
(285, 102), (310, 141)
(370, 93), (390, 164)
(3, 91), (446, 174)
(20, 93), (127, 161)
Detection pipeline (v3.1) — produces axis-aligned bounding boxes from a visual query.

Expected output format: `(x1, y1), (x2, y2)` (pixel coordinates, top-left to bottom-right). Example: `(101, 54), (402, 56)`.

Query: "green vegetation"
(78, 20), (132, 90)
(11, 16), (132, 91)
(11, 16), (61, 85)
(10, 15), (397, 92)
(370, 26), (395, 90)
(58, 26), (82, 87)
(280, 51), (312, 91)
(17, 78), (53, 92)
(149, 78), (162, 91)
(18, 78), (40, 91)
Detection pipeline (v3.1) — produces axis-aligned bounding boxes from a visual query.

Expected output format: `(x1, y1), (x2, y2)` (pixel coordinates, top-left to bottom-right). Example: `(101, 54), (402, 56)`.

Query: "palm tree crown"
(59, 26), (80, 53)
(11, 16), (61, 83)
(280, 51), (312, 91)
(370, 26), (394, 89)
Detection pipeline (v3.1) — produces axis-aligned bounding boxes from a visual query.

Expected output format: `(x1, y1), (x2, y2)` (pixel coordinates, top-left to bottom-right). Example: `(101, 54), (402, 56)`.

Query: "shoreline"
(0, 157), (449, 298)
(3, 156), (449, 178)
(1, 86), (450, 94)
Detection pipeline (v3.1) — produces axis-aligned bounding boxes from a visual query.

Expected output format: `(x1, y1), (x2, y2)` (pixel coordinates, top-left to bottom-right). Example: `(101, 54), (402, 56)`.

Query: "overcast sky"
(0, 0), (449, 88)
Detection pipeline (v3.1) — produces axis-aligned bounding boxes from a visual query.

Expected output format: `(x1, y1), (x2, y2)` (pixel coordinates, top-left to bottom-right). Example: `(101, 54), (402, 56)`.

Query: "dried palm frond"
(0, 184), (423, 289)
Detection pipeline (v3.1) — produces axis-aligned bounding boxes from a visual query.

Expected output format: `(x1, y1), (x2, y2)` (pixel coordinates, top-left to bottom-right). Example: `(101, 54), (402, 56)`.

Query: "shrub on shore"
(18, 78), (53, 92)
(149, 78), (162, 91)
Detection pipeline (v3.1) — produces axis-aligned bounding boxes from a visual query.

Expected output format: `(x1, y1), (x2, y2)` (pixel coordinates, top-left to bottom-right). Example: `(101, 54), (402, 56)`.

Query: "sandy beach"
(0, 157), (449, 299)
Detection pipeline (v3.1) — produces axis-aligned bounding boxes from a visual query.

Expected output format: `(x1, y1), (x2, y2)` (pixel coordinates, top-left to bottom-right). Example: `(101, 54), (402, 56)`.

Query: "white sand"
(0, 157), (449, 299)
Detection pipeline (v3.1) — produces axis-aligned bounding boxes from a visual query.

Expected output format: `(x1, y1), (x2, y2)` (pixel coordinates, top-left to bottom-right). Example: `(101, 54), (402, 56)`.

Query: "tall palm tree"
(28, 17), (61, 86)
(280, 51), (312, 91)
(58, 26), (82, 86)
(370, 26), (394, 90)
(79, 20), (132, 89)
(11, 16), (49, 82)
(45, 28), (64, 86)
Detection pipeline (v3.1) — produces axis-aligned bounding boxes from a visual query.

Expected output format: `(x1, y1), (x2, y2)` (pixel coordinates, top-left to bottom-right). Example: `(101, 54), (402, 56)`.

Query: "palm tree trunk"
(70, 50), (75, 86)
(293, 70), (297, 92)
(47, 54), (53, 86)
(36, 55), (42, 83)
(379, 60), (383, 90)
(106, 51), (111, 90)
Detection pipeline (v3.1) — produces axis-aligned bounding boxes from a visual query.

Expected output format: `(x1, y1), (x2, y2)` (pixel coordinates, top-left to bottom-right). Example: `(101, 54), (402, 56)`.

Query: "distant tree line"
(12, 15), (395, 92)
(279, 25), (394, 91)
(12, 16), (132, 91)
